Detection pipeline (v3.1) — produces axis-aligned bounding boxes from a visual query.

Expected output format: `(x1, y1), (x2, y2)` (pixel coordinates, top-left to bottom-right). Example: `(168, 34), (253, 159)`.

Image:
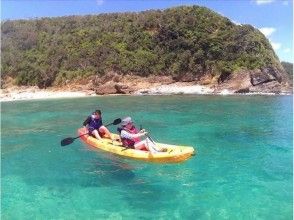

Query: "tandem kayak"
(78, 128), (195, 163)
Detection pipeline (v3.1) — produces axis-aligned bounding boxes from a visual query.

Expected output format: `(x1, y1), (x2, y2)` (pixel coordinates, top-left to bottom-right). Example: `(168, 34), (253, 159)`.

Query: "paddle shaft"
(146, 134), (156, 145)
(140, 124), (156, 145)
(104, 122), (114, 127)
(73, 132), (89, 140)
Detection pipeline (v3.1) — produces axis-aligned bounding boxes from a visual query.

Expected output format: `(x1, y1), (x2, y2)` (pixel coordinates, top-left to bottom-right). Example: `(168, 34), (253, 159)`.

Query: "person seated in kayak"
(118, 117), (166, 154)
(83, 110), (114, 140)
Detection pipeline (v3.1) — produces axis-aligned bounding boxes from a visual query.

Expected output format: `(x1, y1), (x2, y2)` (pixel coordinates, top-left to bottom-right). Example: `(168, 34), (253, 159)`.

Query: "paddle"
(139, 124), (159, 152)
(140, 125), (156, 145)
(140, 125), (168, 153)
(60, 118), (121, 146)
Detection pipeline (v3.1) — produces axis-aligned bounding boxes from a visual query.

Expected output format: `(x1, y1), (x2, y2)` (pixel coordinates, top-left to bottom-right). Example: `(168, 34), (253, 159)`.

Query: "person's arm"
(83, 116), (91, 127)
(121, 130), (147, 139)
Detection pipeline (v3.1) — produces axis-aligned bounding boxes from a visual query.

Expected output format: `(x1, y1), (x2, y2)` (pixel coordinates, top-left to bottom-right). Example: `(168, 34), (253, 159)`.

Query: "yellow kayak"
(78, 128), (195, 163)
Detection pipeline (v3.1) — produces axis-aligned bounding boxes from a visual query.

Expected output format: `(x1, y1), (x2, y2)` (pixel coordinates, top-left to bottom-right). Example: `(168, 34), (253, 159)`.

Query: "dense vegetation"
(281, 62), (293, 81)
(2, 6), (282, 88)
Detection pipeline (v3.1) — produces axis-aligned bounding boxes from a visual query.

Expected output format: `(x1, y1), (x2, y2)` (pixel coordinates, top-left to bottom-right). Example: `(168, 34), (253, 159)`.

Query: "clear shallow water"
(1, 95), (292, 219)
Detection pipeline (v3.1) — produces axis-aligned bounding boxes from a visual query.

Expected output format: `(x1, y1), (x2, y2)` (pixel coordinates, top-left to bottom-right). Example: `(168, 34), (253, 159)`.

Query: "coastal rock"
(147, 75), (174, 84)
(199, 74), (215, 85)
(173, 72), (195, 82)
(114, 84), (134, 94)
(214, 71), (252, 92)
(213, 66), (291, 94)
(94, 82), (135, 95)
(139, 90), (150, 94)
(235, 88), (250, 94)
(218, 71), (232, 84)
(250, 68), (276, 86)
(95, 83), (117, 95)
(92, 71), (122, 85)
(248, 66), (292, 94)
(249, 81), (291, 94)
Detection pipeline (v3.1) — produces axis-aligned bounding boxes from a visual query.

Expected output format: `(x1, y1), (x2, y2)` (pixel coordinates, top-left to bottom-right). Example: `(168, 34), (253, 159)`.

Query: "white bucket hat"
(121, 117), (133, 126)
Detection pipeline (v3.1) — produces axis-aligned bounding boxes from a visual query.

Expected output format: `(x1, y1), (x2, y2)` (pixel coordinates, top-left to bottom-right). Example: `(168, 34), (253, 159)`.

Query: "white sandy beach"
(0, 83), (288, 102)
(135, 84), (286, 96)
(0, 87), (96, 102)
(135, 84), (215, 95)
(1, 84), (219, 102)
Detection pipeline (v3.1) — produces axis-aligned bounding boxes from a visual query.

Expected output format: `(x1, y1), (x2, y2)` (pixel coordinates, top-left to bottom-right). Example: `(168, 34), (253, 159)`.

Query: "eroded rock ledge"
(1, 67), (292, 101)
(212, 67), (291, 95)
(87, 67), (292, 95)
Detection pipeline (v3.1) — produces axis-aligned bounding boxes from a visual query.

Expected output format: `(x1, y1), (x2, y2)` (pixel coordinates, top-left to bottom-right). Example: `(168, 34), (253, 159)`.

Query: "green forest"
(2, 5), (282, 88)
(281, 62), (293, 81)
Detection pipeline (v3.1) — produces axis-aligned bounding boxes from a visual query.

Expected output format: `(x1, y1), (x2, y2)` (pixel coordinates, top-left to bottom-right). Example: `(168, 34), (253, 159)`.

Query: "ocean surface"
(1, 95), (293, 219)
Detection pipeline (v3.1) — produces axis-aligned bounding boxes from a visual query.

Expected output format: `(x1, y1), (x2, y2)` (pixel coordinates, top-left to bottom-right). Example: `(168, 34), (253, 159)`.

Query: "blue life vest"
(88, 115), (103, 130)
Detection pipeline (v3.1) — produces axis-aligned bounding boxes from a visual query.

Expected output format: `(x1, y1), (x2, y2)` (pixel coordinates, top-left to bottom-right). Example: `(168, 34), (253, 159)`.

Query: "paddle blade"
(113, 118), (122, 125)
(61, 137), (74, 146)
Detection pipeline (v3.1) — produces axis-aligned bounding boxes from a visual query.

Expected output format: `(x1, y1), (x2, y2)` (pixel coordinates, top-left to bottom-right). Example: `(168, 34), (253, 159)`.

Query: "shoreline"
(0, 84), (292, 102)
(135, 84), (291, 96)
(0, 87), (97, 102)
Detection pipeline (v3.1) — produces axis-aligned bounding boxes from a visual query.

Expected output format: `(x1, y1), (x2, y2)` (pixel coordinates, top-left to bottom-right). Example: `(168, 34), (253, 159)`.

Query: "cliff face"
(1, 5), (291, 94)
(212, 67), (291, 94)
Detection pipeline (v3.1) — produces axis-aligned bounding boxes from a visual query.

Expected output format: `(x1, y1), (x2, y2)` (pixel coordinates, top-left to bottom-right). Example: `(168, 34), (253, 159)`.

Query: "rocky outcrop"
(90, 66), (292, 95)
(92, 72), (132, 95)
(218, 71), (232, 84)
(92, 71), (122, 85)
(235, 88), (250, 94)
(146, 75), (175, 84)
(114, 84), (134, 94)
(92, 74), (175, 95)
(213, 66), (292, 94)
(173, 72), (195, 82)
(250, 67), (282, 86)
(249, 81), (291, 94)
(95, 83), (117, 95)
(214, 70), (252, 92)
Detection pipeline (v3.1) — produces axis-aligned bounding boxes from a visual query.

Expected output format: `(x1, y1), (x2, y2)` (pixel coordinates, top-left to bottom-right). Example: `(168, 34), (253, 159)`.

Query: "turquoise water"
(1, 95), (293, 219)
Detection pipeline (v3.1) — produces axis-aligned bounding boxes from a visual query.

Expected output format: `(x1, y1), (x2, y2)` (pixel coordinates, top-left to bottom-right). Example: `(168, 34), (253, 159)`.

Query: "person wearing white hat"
(117, 117), (166, 154)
